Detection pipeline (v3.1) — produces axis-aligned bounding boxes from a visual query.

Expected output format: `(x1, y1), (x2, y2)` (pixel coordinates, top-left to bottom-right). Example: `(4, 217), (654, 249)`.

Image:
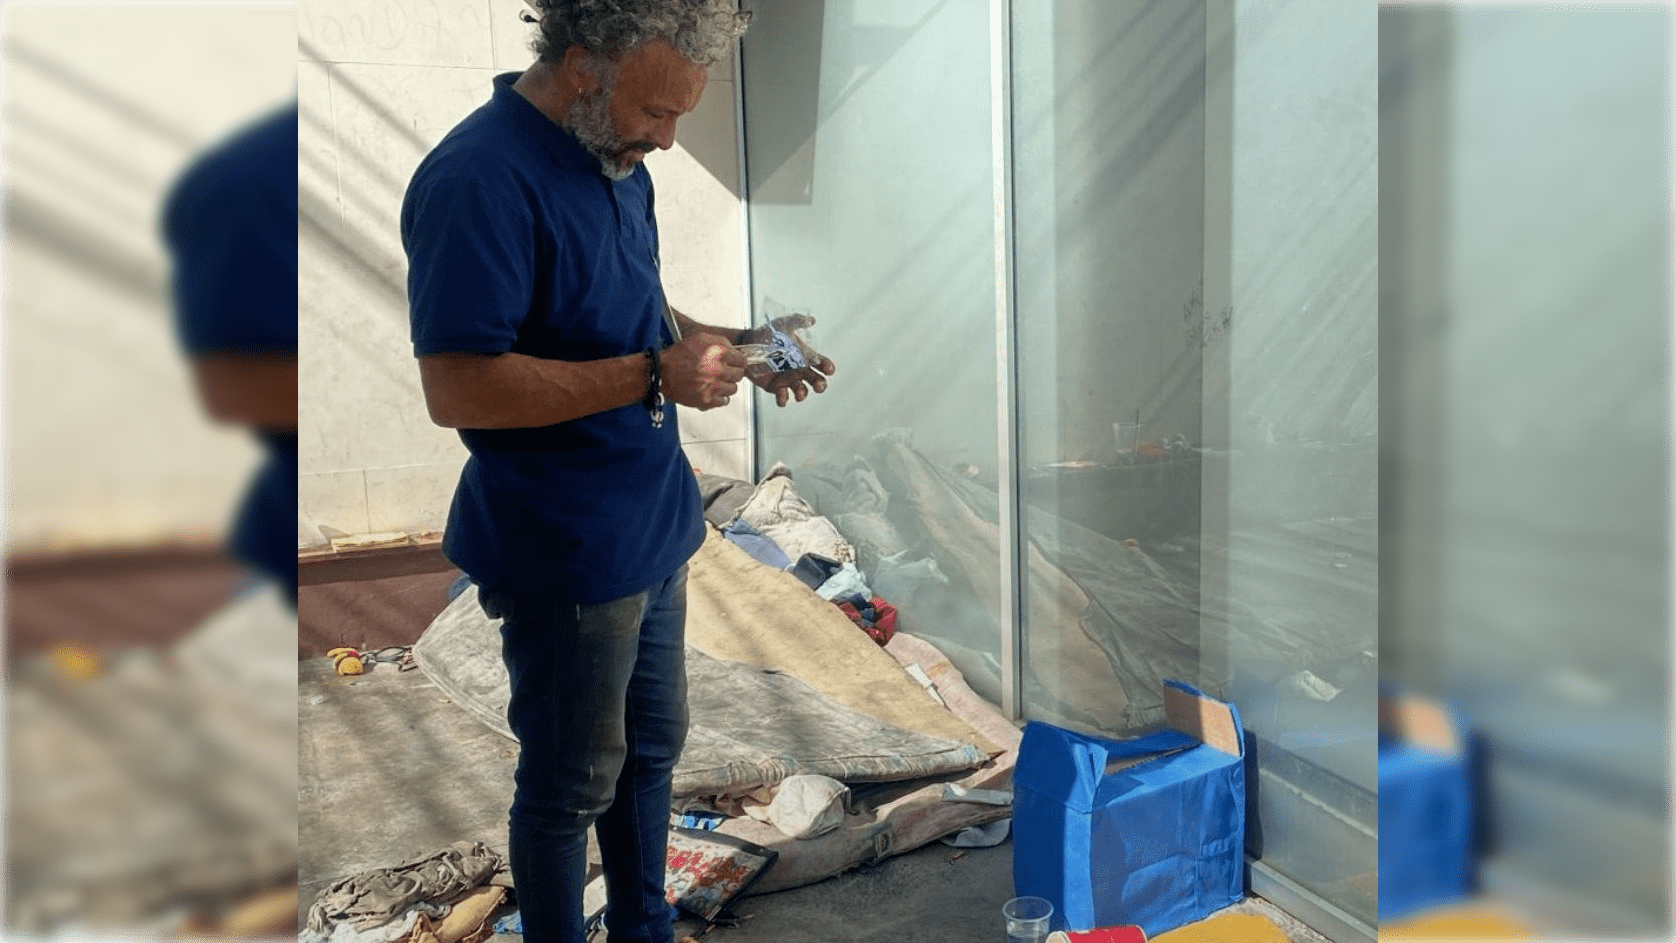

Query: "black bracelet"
(643, 347), (664, 428)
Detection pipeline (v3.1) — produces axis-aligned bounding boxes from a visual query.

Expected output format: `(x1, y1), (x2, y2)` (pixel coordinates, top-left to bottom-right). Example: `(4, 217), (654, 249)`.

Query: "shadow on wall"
(297, 37), (431, 400)
(298, 37), (410, 312)
(294, 24), (742, 342)
(740, 0), (816, 206)
(747, 0), (981, 207)
(1, 37), (186, 306)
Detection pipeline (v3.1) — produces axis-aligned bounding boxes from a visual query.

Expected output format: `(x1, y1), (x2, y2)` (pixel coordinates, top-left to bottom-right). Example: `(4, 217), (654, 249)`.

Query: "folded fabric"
(761, 516), (854, 567)
(814, 562), (872, 602)
(719, 518), (793, 570)
(737, 471), (855, 564)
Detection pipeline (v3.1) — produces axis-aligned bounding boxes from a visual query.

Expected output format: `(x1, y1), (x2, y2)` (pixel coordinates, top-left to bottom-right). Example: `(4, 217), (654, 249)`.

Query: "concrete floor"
(299, 656), (1330, 943)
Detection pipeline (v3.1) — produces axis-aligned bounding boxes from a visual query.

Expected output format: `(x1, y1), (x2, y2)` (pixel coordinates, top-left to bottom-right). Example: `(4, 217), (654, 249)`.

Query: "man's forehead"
(616, 40), (707, 108)
(619, 39), (700, 76)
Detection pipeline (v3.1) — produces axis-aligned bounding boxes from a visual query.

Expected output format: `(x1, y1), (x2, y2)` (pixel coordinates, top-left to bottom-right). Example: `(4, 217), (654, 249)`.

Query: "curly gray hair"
(529, 0), (750, 67)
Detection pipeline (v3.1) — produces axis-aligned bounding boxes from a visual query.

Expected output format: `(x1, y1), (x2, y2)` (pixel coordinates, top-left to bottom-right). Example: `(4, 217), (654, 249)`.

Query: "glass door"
(741, 0), (1378, 932)
(1008, 0), (1377, 927)
(741, 0), (1008, 703)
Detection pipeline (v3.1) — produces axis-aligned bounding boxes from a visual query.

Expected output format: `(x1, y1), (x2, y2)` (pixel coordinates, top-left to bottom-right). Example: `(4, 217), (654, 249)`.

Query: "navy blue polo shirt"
(161, 102), (299, 603)
(401, 73), (704, 603)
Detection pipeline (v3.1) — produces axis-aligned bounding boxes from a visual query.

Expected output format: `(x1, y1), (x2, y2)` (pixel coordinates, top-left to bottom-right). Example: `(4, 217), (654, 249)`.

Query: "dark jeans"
(479, 566), (689, 943)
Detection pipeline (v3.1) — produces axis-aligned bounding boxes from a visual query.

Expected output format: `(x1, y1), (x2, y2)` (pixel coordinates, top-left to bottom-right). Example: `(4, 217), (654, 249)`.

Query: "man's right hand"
(660, 332), (746, 410)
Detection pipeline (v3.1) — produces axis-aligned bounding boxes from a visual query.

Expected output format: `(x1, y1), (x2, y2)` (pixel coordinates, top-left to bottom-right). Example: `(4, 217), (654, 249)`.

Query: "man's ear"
(560, 45), (601, 96)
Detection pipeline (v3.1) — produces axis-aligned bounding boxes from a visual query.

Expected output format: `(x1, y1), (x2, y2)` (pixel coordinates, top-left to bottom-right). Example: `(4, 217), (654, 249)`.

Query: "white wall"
(2, 3), (296, 553)
(297, 0), (749, 548)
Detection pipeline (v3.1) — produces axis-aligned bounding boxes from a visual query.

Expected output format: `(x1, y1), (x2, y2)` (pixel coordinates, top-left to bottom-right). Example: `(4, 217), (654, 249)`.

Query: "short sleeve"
(402, 171), (537, 357)
(161, 104), (298, 356)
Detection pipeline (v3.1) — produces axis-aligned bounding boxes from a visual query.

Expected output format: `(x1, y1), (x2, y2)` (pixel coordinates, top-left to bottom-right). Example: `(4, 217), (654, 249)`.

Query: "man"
(162, 101), (299, 607)
(400, 2), (834, 942)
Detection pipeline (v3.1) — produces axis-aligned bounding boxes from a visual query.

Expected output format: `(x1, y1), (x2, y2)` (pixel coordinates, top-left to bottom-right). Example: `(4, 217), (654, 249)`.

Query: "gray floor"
(299, 657), (1329, 943)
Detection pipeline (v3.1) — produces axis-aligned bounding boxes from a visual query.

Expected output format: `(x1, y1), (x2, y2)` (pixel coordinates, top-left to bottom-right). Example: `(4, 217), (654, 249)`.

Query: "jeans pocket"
(575, 592), (650, 640)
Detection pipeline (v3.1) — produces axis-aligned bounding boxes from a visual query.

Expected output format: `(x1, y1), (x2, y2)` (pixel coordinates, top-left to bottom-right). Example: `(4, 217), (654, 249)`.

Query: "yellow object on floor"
(1153, 912), (1288, 943)
(48, 644), (102, 680)
(1380, 905), (1536, 940)
(328, 647), (365, 676)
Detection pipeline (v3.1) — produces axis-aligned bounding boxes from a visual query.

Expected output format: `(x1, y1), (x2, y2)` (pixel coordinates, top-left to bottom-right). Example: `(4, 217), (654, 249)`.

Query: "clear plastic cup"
(1113, 420), (1140, 454)
(1004, 896), (1053, 943)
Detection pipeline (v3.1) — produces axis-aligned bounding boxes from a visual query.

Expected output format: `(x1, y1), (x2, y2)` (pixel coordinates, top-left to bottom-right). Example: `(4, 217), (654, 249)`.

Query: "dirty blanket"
(415, 583), (988, 799)
(302, 841), (505, 941)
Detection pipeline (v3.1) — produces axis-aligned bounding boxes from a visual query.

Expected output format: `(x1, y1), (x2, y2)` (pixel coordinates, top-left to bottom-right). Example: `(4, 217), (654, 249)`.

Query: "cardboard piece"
(1379, 690), (1460, 755)
(1378, 687), (1473, 923)
(1013, 680), (1246, 938)
(577, 829), (780, 934)
(1162, 684), (1241, 757)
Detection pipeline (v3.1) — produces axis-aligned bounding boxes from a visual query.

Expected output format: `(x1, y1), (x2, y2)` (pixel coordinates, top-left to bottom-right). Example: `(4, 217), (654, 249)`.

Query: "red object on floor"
(872, 598), (898, 633)
(834, 596), (898, 647)
(1067, 927), (1147, 943)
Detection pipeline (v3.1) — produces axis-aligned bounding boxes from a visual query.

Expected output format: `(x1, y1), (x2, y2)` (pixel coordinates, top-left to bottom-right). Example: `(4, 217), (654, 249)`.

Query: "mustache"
(623, 141), (656, 154)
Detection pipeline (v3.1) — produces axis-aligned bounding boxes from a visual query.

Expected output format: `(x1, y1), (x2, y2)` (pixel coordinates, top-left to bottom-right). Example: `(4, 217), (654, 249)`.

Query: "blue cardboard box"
(1378, 689), (1473, 923)
(1013, 681), (1246, 937)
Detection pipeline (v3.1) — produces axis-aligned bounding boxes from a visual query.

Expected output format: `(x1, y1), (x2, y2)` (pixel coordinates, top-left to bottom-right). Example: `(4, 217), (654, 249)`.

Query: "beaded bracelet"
(643, 347), (664, 428)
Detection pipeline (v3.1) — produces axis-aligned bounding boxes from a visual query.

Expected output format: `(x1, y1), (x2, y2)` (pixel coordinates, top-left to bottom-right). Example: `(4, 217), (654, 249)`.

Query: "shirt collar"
(492, 71), (598, 174)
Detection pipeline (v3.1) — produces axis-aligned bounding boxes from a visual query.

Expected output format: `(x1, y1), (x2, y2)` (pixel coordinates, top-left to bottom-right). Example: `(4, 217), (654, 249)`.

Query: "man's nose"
(652, 120), (678, 151)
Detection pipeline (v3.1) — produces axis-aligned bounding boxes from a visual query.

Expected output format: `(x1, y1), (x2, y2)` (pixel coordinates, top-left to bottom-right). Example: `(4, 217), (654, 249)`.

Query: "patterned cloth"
(761, 328), (808, 372)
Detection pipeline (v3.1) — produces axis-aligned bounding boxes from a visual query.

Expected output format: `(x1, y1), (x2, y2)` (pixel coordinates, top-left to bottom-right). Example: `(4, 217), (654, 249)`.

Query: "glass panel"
(1010, 1), (1209, 735)
(1203, 0), (1379, 924)
(1010, 0), (1377, 924)
(739, 0), (1006, 702)
(1383, 6), (1670, 932)
(743, 0), (1379, 928)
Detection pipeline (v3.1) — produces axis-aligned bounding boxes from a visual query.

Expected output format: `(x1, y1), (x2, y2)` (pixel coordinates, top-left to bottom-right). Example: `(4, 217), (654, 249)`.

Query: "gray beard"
(562, 87), (636, 181)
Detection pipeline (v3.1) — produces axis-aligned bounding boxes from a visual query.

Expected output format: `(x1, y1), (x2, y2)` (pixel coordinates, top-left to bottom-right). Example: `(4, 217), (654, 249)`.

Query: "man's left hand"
(736, 313), (836, 407)
(746, 355), (836, 407)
